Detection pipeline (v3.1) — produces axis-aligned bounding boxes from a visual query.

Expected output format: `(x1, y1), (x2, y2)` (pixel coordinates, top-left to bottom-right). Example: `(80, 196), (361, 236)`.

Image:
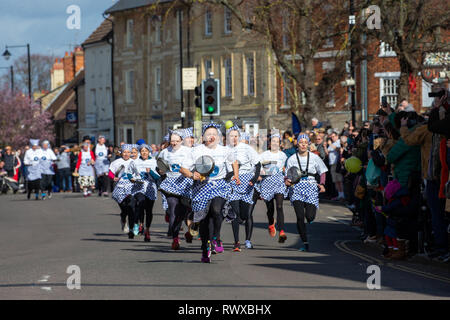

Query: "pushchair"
(0, 173), (19, 194)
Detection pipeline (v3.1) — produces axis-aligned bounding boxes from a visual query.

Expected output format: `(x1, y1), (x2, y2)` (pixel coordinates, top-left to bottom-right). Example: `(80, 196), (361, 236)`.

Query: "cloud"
(0, 0), (117, 58)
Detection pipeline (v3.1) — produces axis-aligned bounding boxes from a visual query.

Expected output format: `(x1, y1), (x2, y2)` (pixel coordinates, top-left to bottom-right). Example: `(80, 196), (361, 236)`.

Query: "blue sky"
(0, 0), (117, 63)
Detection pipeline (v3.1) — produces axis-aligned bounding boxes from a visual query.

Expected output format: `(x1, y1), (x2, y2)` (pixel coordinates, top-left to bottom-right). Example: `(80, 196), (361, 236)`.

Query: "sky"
(0, 0), (118, 72)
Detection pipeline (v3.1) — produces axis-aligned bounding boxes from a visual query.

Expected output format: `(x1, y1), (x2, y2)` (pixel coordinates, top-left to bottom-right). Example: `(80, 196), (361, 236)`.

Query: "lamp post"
(0, 66), (14, 94)
(2, 44), (31, 99)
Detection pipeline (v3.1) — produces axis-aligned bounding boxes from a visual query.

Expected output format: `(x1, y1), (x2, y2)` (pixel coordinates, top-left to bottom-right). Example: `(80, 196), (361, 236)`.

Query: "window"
(175, 64), (181, 100)
(282, 17), (289, 49)
(125, 70), (135, 103)
(90, 89), (96, 106)
(379, 41), (396, 57)
(126, 128), (133, 144)
(281, 71), (291, 107)
(119, 126), (134, 144)
(154, 16), (162, 45)
(126, 19), (134, 48)
(380, 77), (399, 107)
(205, 10), (213, 36)
(224, 8), (232, 34)
(246, 56), (255, 96)
(224, 58), (232, 97)
(204, 59), (212, 79)
(154, 66), (161, 101)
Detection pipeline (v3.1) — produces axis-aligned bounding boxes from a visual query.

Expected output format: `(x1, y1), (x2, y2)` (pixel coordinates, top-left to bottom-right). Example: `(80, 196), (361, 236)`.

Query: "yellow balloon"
(345, 156), (362, 173)
(225, 120), (234, 129)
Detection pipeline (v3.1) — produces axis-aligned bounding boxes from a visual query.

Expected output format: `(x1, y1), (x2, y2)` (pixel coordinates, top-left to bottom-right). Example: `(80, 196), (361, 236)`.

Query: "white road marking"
(41, 287), (52, 291)
(38, 275), (50, 282)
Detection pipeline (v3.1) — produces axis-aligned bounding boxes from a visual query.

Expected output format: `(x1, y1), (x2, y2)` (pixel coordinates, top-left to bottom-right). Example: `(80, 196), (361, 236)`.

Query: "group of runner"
(108, 122), (328, 263)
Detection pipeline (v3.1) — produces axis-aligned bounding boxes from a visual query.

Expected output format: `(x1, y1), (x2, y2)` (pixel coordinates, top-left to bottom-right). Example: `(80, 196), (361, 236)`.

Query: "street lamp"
(2, 44), (31, 99)
(0, 66), (14, 94)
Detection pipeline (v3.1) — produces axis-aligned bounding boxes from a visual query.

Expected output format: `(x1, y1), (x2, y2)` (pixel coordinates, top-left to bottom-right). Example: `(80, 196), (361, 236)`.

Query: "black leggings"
(200, 197), (226, 252)
(135, 193), (155, 228)
(265, 193), (285, 231)
(27, 179), (41, 196)
(97, 174), (109, 194)
(40, 174), (53, 193)
(231, 200), (253, 242)
(167, 196), (188, 239)
(119, 195), (136, 228)
(292, 200), (317, 243)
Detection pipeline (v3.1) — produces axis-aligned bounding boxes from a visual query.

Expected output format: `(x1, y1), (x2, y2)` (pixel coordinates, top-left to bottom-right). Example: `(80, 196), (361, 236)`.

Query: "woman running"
(74, 142), (96, 197)
(180, 122), (239, 263)
(23, 139), (42, 200)
(94, 135), (110, 197)
(226, 126), (261, 251)
(285, 134), (328, 251)
(158, 130), (193, 250)
(110, 144), (136, 239)
(39, 140), (57, 200)
(132, 144), (159, 242)
(259, 133), (288, 243)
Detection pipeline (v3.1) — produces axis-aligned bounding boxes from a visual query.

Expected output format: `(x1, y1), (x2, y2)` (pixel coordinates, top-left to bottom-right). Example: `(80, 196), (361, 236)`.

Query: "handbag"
(365, 158), (381, 186)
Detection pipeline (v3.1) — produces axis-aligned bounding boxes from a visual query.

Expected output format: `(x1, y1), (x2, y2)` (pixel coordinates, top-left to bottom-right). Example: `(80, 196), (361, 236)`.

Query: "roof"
(105, 0), (174, 14)
(45, 69), (85, 121)
(82, 19), (113, 47)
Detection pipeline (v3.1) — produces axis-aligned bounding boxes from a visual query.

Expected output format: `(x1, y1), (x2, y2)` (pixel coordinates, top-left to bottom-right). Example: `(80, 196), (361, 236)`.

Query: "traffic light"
(194, 85), (202, 108)
(201, 78), (220, 116)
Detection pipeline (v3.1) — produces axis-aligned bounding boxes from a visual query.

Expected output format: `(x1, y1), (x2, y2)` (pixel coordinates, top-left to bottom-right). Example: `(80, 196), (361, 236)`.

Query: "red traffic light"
(205, 96), (215, 104)
(205, 85), (215, 94)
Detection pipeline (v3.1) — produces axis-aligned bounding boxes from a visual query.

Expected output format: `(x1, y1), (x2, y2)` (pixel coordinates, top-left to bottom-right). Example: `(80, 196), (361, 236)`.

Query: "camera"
(428, 89), (446, 98)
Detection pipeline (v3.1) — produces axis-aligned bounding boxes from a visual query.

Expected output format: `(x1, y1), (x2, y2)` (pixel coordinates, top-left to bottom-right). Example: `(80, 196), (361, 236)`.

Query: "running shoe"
(123, 222), (129, 233)
(233, 242), (241, 252)
(278, 230), (287, 243)
(87, 191), (92, 197)
(364, 235), (377, 244)
(172, 237), (180, 250)
(211, 240), (217, 254)
(128, 231), (134, 239)
(245, 240), (253, 249)
(103, 192), (109, 197)
(215, 240), (224, 253)
(268, 224), (276, 238)
(201, 252), (211, 263)
(138, 225), (144, 235)
(83, 191), (88, 197)
(144, 230), (151, 242)
(299, 242), (309, 252)
(133, 224), (139, 236)
(35, 193), (39, 200)
(42, 193), (46, 200)
(185, 231), (193, 243)
(48, 193), (52, 199)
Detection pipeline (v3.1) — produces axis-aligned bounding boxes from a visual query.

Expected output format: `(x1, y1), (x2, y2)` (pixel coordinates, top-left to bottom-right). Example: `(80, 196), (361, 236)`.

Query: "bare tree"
(0, 54), (54, 96)
(362, 0), (450, 100)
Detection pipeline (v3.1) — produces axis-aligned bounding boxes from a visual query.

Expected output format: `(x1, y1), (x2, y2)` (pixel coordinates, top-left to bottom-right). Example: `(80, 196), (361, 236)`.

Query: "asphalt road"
(0, 192), (449, 300)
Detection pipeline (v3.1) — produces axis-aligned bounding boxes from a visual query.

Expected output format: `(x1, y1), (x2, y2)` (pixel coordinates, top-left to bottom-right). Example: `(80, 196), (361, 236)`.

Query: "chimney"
(74, 46), (84, 73)
(63, 51), (75, 83)
(51, 58), (65, 90)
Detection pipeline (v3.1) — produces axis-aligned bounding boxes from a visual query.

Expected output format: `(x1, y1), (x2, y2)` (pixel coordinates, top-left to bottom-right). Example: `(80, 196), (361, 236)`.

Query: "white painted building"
(81, 19), (114, 143)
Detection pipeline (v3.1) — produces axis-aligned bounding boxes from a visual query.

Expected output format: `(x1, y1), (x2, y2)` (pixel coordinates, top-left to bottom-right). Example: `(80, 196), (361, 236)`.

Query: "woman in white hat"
(94, 135), (110, 197)
(180, 122), (239, 263)
(110, 144), (137, 239)
(158, 130), (194, 250)
(259, 133), (288, 243)
(226, 126), (261, 252)
(285, 134), (328, 252)
(39, 140), (57, 200)
(23, 139), (42, 200)
(74, 142), (96, 197)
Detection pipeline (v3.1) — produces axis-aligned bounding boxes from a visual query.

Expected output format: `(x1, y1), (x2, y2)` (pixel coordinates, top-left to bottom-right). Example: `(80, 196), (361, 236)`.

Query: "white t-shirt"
(109, 158), (132, 178)
(134, 157), (157, 173)
(158, 145), (192, 178)
(227, 142), (261, 174)
(183, 144), (233, 181)
(286, 151), (328, 177)
(260, 150), (287, 175)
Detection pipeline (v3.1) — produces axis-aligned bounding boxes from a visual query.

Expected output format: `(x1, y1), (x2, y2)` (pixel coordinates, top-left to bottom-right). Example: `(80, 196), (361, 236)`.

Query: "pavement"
(0, 192), (449, 300)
